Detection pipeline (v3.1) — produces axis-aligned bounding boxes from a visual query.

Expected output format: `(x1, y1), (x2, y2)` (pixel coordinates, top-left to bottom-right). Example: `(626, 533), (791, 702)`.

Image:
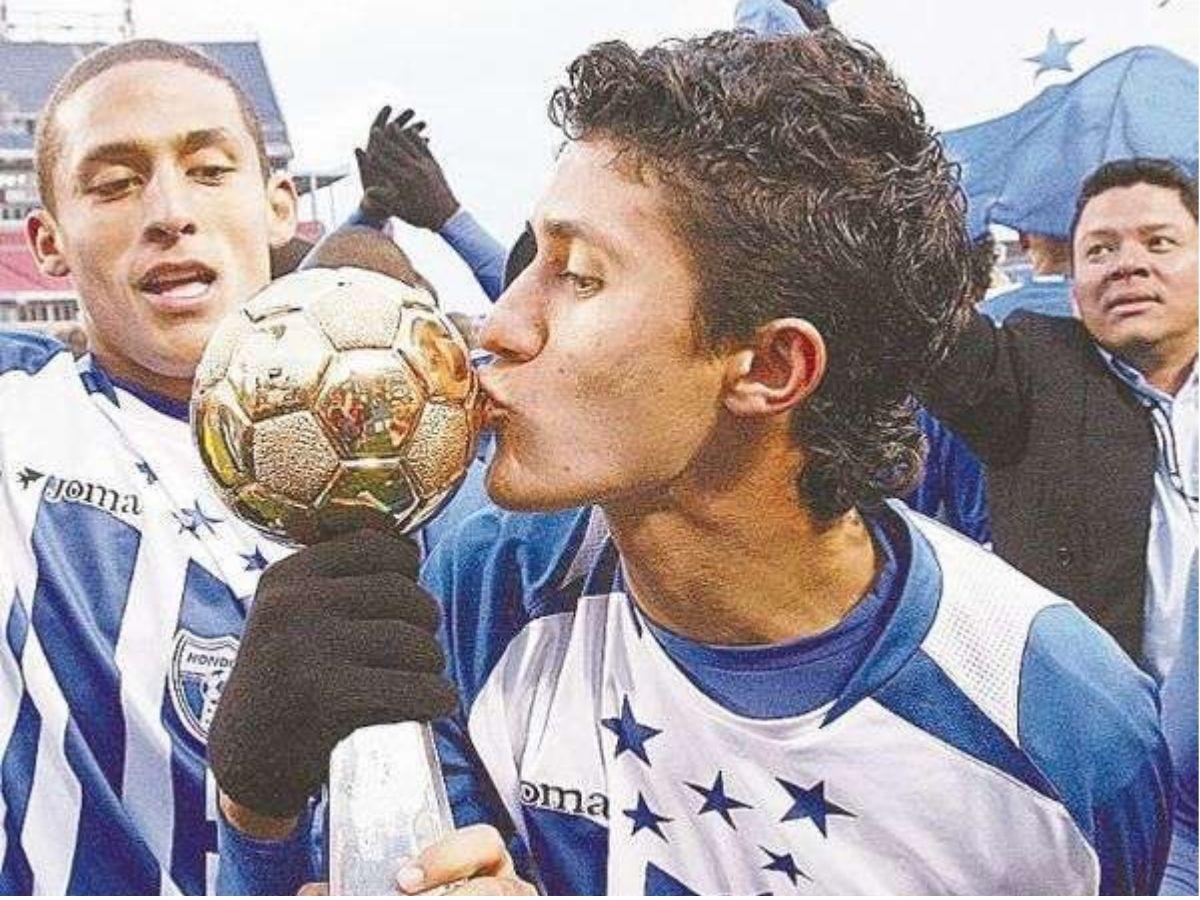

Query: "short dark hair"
(1070, 158), (1198, 249)
(35, 38), (270, 214)
(549, 29), (973, 520)
(299, 224), (438, 301)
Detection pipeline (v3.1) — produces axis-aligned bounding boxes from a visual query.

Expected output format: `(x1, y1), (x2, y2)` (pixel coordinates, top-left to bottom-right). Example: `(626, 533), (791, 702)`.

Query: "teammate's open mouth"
(136, 262), (218, 300)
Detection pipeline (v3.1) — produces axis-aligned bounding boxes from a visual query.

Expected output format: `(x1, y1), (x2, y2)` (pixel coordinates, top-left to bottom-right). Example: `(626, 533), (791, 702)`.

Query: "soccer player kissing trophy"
(191, 260), (482, 894)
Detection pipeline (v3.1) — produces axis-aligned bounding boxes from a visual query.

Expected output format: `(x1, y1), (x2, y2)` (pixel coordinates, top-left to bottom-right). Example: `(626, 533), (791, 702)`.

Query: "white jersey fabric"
(423, 503), (1168, 895)
(0, 331), (287, 894)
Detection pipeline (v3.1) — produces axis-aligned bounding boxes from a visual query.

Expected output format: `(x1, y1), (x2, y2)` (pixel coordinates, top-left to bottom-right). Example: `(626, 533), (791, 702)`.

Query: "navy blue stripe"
(25, 500), (159, 892)
(520, 806), (608, 895)
(30, 500), (139, 790)
(64, 717), (161, 894)
(874, 648), (1057, 799)
(1, 599), (35, 893)
(164, 693), (210, 895)
(165, 560), (246, 894)
(6, 595), (28, 656)
(0, 693), (39, 893)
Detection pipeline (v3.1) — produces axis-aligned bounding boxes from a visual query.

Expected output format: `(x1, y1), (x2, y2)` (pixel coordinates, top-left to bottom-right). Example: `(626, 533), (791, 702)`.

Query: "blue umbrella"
(943, 46), (1199, 239)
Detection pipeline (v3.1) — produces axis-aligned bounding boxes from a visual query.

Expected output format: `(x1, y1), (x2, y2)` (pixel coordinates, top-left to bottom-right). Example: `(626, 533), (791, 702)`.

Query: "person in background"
(980, 230), (1074, 323)
(349, 106), (508, 302)
(0, 38), (298, 893)
(921, 158), (1198, 891)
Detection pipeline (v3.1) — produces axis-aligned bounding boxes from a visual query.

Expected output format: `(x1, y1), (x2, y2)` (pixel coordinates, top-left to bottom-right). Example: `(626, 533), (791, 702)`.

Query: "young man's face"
(32, 60), (296, 385)
(1072, 182), (1198, 368)
(478, 141), (728, 511)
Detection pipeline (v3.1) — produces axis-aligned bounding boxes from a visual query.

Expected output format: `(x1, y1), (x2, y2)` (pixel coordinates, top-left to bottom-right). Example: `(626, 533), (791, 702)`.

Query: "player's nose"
(141, 170), (198, 246)
(479, 270), (546, 364)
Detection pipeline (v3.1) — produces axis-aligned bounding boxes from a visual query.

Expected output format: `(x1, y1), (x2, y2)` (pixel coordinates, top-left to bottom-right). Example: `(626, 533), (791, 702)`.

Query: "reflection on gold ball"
(191, 267), (482, 545)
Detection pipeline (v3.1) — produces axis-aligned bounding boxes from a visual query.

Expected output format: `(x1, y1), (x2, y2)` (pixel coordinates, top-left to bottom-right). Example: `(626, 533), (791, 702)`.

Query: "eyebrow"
(178, 127), (239, 157)
(77, 128), (239, 171)
(540, 217), (624, 263)
(1081, 222), (1182, 241)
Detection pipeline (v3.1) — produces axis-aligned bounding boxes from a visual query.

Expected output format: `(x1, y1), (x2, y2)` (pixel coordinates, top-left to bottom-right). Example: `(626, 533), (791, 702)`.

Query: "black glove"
(355, 105), (460, 231)
(207, 529), (458, 818)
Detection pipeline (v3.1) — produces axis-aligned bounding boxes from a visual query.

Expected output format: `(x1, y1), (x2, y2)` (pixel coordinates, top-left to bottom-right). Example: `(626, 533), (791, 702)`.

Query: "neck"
(91, 346), (194, 405)
(1132, 342), (1197, 396)
(602, 429), (879, 646)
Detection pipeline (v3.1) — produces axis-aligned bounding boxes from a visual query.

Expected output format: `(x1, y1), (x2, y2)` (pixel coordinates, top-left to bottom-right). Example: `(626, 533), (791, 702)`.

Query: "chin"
(484, 461), (590, 513)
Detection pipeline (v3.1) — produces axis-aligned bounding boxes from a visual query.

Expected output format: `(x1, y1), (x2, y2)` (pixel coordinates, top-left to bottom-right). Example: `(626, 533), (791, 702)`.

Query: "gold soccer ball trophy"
(191, 266), (483, 545)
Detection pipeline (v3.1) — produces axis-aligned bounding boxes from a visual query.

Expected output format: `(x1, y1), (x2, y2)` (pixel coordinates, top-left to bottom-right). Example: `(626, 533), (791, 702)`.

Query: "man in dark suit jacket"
(922, 158), (1197, 663)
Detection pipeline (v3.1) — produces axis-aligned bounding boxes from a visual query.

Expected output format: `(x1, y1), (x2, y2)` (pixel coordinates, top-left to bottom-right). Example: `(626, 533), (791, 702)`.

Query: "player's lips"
(1103, 291), (1160, 317)
(477, 375), (512, 427)
(134, 262), (219, 311)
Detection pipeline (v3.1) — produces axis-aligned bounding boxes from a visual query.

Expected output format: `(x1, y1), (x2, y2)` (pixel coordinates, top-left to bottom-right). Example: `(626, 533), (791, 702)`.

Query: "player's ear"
(26, 209), (71, 277)
(265, 173), (299, 248)
(722, 317), (826, 418)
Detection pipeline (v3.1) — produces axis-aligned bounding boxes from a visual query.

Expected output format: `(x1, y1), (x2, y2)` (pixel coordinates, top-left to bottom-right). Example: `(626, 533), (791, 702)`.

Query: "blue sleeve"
(432, 714), (540, 886)
(929, 418), (991, 545)
(438, 208), (507, 302)
(345, 207), (387, 229)
(216, 800), (324, 895)
(421, 520), (541, 887)
(734, 0), (808, 35)
(907, 409), (991, 545)
(1019, 604), (1173, 895)
(0, 329), (66, 376)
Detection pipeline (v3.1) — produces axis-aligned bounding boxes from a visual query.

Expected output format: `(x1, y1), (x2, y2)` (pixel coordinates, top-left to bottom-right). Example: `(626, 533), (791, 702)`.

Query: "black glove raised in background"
(355, 105), (460, 231)
(207, 529), (458, 818)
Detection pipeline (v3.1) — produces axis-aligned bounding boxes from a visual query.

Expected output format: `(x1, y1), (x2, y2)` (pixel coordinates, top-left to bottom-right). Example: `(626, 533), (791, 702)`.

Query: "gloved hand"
(355, 105), (460, 230)
(207, 529), (457, 818)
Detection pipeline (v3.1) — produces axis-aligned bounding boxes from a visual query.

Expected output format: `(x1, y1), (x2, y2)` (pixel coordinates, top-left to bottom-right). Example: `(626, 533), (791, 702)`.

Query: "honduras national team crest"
(170, 629), (239, 743)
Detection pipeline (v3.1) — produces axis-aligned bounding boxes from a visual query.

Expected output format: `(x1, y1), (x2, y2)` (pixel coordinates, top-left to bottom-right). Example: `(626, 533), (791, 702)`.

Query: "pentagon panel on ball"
(191, 266), (483, 544)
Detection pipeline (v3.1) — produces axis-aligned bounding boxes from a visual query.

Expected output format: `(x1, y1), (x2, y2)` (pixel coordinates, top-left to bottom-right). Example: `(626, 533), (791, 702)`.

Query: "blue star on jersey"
(776, 778), (854, 836)
(623, 792), (672, 841)
(240, 547), (268, 571)
(220, 502), (1172, 895)
(183, 500), (224, 533)
(601, 695), (661, 765)
(686, 771), (752, 830)
(761, 845), (808, 886)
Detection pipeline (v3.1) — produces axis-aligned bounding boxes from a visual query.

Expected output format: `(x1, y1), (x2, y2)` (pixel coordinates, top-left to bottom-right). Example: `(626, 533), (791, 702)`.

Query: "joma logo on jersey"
(520, 779), (609, 819)
(169, 630), (239, 743)
(42, 474), (142, 516)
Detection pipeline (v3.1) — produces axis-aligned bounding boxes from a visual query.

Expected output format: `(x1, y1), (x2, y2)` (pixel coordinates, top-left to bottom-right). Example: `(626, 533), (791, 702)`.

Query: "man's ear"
(265, 173), (299, 248)
(26, 210), (71, 277)
(722, 317), (827, 418)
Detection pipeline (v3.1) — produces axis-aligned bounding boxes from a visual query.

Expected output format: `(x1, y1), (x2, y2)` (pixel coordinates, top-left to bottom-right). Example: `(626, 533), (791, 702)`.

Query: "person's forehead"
(54, 60), (252, 165)
(532, 142), (678, 251)
(1078, 182), (1194, 233)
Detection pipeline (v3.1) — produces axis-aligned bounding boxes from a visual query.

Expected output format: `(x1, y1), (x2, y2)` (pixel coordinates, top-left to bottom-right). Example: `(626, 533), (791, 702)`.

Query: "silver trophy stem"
(329, 721), (455, 895)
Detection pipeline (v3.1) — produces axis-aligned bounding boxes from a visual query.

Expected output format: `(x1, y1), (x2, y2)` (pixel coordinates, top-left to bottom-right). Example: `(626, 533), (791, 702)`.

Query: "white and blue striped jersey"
(0, 331), (288, 894)
(221, 500), (1170, 894)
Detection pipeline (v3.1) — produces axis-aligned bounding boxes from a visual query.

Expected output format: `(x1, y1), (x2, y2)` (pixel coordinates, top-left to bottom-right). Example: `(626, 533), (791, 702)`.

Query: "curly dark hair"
(548, 29), (973, 520)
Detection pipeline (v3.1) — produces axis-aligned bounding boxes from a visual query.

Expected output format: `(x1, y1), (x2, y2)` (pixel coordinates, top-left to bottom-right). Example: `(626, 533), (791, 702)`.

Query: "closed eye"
(558, 270), (602, 297)
(89, 176), (142, 200)
(190, 165), (235, 184)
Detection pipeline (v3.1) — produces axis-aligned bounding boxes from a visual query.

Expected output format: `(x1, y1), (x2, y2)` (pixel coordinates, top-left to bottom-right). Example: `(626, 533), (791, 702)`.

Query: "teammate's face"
(1072, 183), (1198, 371)
(30, 61), (296, 390)
(478, 141), (726, 510)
